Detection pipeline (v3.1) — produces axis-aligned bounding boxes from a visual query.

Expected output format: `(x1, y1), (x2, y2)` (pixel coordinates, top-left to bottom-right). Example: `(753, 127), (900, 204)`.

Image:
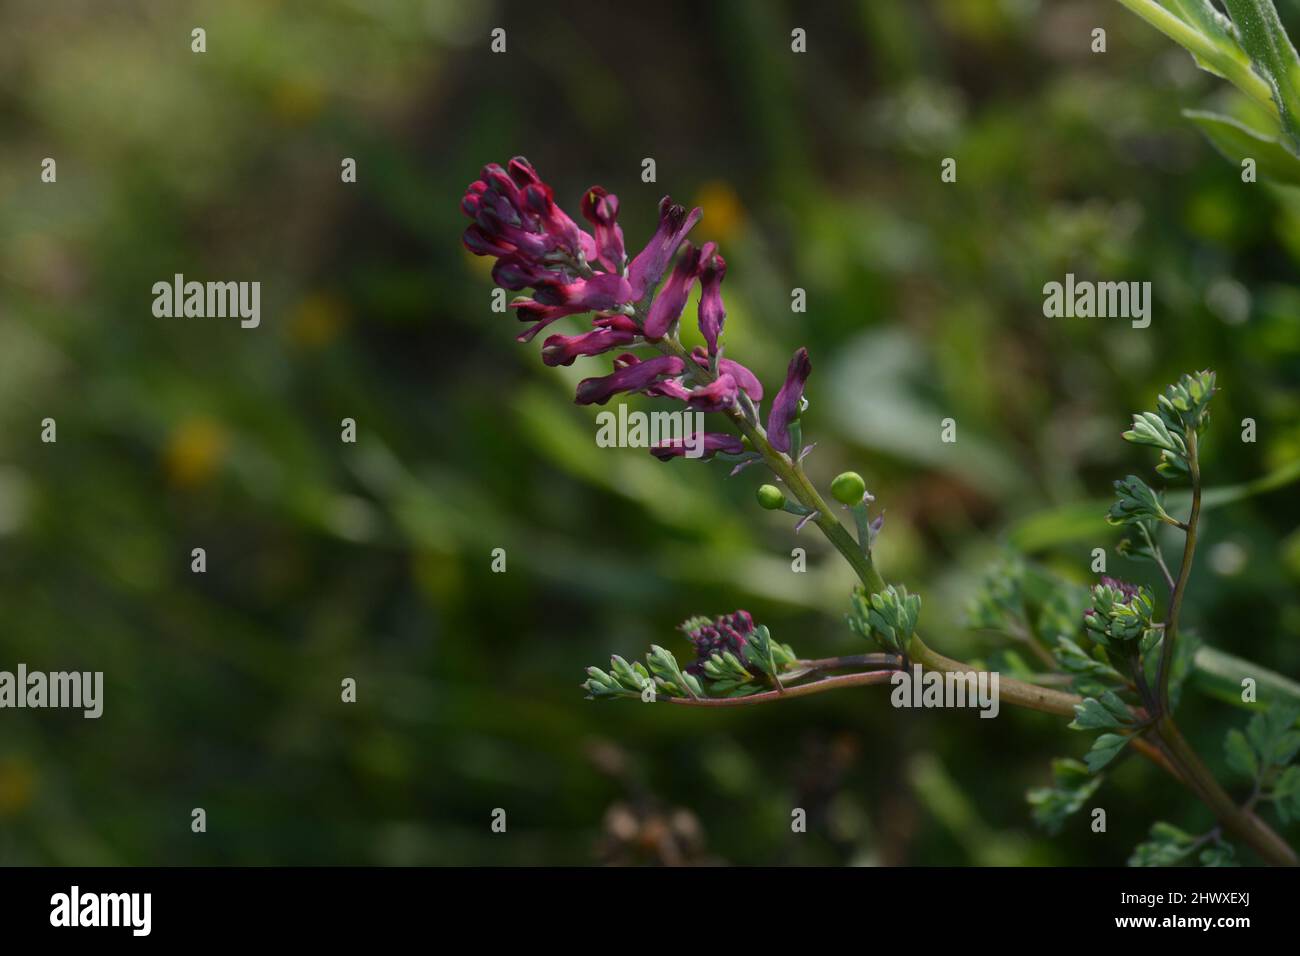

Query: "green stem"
(651, 329), (1293, 860)
(1157, 429), (1199, 716)
(659, 669), (898, 706)
(659, 334), (1085, 719)
(1158, 716), (1298, 865)
(1114, 0), (1277, 112)
(1143, 429), (1296, 864)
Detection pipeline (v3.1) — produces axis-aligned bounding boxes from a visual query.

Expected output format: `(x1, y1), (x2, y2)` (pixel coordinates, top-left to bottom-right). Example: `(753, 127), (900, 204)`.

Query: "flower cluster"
(677, 610), (756, 675)
(1082, 577), (1156, 648)
(461, 157), (812, 461)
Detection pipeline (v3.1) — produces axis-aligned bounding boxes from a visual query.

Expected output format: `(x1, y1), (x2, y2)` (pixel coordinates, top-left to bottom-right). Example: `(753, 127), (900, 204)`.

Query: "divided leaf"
(1085, 733), (1130, 773)
(1128, 821), (1197, 867)
(1107, 475), (1177, 527)
(1026, 758), (1104, 835)
(850, 584), (921, 653)
(1070, 691), (1136, 731)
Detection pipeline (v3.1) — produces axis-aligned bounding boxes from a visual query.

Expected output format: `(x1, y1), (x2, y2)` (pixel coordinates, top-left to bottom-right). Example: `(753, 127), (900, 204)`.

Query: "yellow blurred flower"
(691, 180), (746, 244)
(164, 418), (229, 488)
(0, 756), (35, 816)
(289, 293), (348, 348)
(270, 77), (325, 125)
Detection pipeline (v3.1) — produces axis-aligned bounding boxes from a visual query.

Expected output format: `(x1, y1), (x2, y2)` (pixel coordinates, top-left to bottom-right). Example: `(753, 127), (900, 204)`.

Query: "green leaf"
(1070, 692), (1134, 732)
(1116, 518), (1164, 566)
(1054, 636), (1126, 685)
(741, 624), (780, 680)
(1084, 581), (1156, 646)
(647, 644), (702, 699)
(1273, 766), (1300, 824)
(1085, 733), (1130, 773)
(850, 584), (921, 653)
(1224, 728), (1259, 779)
(1122, 411), (1186, 457)
(582, 666), (635, 700)
(1129, 821), (1196, 867)
(1245, 702), (1300, 768)
(1107, 474), (1177, 527)
(609, 655), (651, 693)
(1169, 0), (1239, 48)
(1221, 0), (1300, 151)
(1071, 697), (1123, 731)
(1158, 370), (1217, 432)
(1099, 690), (1135, 722)
(702, 651), (753, 684)
(1183, 109), (1300, 184)
(966, 553), (1028, 631)
(1165, 0), (1248, 79)
(1199, 843), (1239, 867)
(1026, 758), (1103, 835)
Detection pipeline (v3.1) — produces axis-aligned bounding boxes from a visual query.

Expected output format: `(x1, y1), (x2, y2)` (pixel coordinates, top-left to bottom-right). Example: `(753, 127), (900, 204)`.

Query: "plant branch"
(1114, 0), (1277, 112)
(658, 669), (898, 706)
(652, 328), (1293, 861)
(793, 653), (903, 674)
(1157, 429), (1200, 716)
(1138, 522), (1177, 592)
(1157, 715), (1298, 865)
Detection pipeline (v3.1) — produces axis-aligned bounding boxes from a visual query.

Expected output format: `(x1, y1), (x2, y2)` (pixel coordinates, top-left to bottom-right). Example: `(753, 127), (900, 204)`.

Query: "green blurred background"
(1, 0), (1299, 865)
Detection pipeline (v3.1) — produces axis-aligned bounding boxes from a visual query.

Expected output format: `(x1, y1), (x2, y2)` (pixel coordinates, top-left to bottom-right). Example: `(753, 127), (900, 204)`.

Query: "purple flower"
(650, 433), (745, 461)
(462, 159), (802, 470)
(686, 373), (738, 412)
(679, 610), (756, 675)
(518, 181), (595, 264)
(533, 272), (633, 312)
(541, 316), (639, 367)
(575, 354), (686, 406)
(461, 224), (515, 258)
(509, 300), (590, 343)
(491, 255), (565, 292)
(1099, 576), (1141, 600)
(462, 159), (596, 265)
(580, 186), (626, 274)
(689, 348), (762, 401)
(644, 376), (693, 402)
(627, 197), (703, 300)
(697, 248), (727, 355)
(766, 347), (812, 454)
(644, 242), (706, 340)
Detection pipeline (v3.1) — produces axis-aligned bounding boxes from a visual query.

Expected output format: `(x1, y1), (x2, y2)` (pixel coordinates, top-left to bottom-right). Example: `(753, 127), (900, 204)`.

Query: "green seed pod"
(756, 484), (785, 510)
(830, 471), (866, 505)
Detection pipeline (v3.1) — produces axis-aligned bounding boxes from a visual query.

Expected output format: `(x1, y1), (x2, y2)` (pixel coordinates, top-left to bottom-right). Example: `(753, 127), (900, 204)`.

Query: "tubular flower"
(509, 300), (590, 343)
(650, 433), (745, 461)
(644, 242), (708, 341)
(463, 159), (591, 265)
(767, 347), (812, 454)
(461, 157), (804, 464)
(541, 316), (639, 367)
(575, 354), (685, 406)
(533, 273), (634, 311)
(580, 186), (626, 273)
(686, 373), (739, 413)
(689, 348), (762, 401)
(697, 247), (727, 356)
(627, 197), (703, 300)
